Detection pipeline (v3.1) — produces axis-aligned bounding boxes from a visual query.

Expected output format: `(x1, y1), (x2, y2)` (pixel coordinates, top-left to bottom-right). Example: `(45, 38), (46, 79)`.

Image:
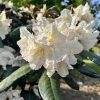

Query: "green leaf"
(81, 73), (100, 78)
(10, 16), (22, 24)
(27, 68), (43, 83)
(0, 64), (32, 92)
(81, 50), (100, 65)
(10, 24), (32, 37)
(81, 55), (100, 75)
(0, 37), (4, 48)
(27, 89), (36, 100)
(73, 64), (97, 75)
(63, 75), (79, 90)
(0, 67), (4, 77)
(75, 54), (83, 62)
(2, 66), (19, 90)
(19, 76), (26, 90)
(73, 64), (100, 79)
(69, 69), (79, 75)
(3, 66), (18, 79)
(39, 70), (63, 100)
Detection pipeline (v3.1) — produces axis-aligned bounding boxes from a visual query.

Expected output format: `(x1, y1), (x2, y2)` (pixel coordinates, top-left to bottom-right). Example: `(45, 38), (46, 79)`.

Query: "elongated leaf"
(10, 24), (32, 36)
(81, 73), (100, 78)
(63, 75), (79, 90)
(19, 76), (26, 90)
(73, 64), (100, 78)
(0, 37), (4, 48)
(27, 68), (43, 83)
(0, 67), (4, 77)
(3, 66), (18, 79)
(0, 64), (32, 92)
(81, 55), (100, 74)
(39, 70), (63, 100)
(75, 54), (83, 62)
(73, 64), (96, 74)
(3, 66), (19, 89)
(81, 50), (100, 65)
(10, 16), (22, 23)
(27, 89), (36, 100)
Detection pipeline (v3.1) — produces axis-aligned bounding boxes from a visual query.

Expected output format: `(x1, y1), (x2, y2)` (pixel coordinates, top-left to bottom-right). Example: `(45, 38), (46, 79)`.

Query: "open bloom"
(73, 3), (94, 23)
(17, 27), (52, 70)
(56, 6), (99, 51)
(0, 11), (12, 39)
(0, 46), (15, 70)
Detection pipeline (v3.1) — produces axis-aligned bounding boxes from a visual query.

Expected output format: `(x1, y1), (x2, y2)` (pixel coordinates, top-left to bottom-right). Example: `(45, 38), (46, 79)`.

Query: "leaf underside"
(39, 70), (63, 100)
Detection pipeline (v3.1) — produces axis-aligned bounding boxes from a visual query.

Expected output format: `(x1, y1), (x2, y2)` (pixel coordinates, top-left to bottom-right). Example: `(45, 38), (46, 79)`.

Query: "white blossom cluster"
(0, 46), (27, 70)
(0, 87), (24, 100)
(17, 3), (99, 77)
(0, 0), (13, 8)
(0, 11), (12, 40)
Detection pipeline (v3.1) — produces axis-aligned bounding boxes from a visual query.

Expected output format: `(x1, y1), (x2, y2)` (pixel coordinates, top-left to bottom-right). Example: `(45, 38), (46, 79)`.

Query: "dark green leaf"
(81, 50), (100, 65)
(0, 67), (4, 77)
(19, 76), (26, 90)
(39, 70), (63, 100)
(73, 64), (96, 75)
(75, 54), (83, 62)
(3, 66), (18, 79)
(27, 89), (36, 100)
(27, 69), (43, 83)
(10, 16), (22, 23)
(10, 24), (32, 37)
(0, 37), (4, 48)
(63, 74), (79, 90)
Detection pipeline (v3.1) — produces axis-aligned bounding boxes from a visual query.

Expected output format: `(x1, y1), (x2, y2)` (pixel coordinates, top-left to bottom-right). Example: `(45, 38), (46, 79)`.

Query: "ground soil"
(60, 73), (100, 100)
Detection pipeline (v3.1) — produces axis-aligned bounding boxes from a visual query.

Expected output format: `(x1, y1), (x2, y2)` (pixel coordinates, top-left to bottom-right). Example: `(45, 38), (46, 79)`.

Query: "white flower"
(74, 3), (94, 23)
(0, 11), (12, 39)
(17, 27), (52, 70)
(58, 18), (99, 51)
(0, 21), (8, 39)
(27, 19), (34, 24)
(18, 6), (30, 13)
(32, 17), (50, 37)
(4, 1), (13, 8)
(0, 87), (24, 100)
(60, 9), (72, 24)
(46, 37), (83, 77)
(18, 5), (35, 13)
(4, 46), (16, 53)
(0, 46), (15, 70)
(75, 20), (99, 51)
(0, 11), (12, 27)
